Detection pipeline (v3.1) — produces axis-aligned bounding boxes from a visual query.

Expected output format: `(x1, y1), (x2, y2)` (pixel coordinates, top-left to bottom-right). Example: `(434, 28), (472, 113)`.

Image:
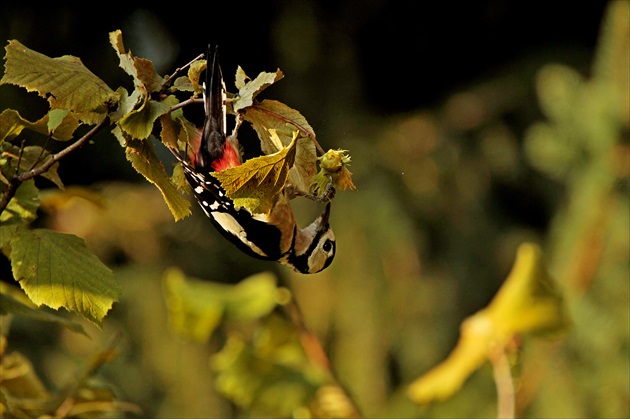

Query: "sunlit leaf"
(243, 99), (315, 154)
(0, 108), (80, 144)
(242, 100), (317, 193)
(1, 40), (118, 113)
(0, 283), (87, 335)
(211, 132), (297, 214)
(232, 68), (284, 112)
(10, 229), (120, 327)
(187, 59), (206, 95)
(125, 138), (191, 221)
(485, 242), (568, 335)
(408, 242), (567, 405)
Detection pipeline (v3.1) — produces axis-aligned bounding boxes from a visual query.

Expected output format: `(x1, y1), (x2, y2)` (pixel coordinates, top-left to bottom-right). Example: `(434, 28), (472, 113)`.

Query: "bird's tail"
(196, 44), (239, 172)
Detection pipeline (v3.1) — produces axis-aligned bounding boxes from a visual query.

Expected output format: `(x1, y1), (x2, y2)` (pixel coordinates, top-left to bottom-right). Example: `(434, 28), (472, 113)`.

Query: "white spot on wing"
(211, 212), (267, 257)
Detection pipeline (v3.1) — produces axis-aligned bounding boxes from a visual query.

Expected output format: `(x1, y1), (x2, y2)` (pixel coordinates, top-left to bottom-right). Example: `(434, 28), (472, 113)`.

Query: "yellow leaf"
(232, 69), (284, 112)
(124, 137), (191, 221)
(211, 132), (298, 214)
(408, 242), (568, 405)
(486, 242), (568, 336)
(407, 311), (492, 404)
(243, 100), (318, 194)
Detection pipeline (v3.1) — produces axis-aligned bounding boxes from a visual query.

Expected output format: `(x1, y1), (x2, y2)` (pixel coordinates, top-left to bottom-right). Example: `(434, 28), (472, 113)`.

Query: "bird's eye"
(323, 239), (334, 253)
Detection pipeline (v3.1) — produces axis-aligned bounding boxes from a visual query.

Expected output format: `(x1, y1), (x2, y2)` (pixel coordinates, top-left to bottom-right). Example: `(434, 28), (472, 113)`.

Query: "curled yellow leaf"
(408, 242), (568, 405)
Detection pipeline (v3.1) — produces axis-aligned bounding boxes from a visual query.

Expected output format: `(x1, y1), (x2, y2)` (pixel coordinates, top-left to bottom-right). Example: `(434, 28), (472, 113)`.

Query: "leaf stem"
(164, 53), (205, 86)
(490, 347), (515, 419)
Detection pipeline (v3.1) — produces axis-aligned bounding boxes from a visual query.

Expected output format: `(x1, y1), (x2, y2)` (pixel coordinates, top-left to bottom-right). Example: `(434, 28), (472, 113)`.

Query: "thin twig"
(164, 53), (205, 86)
(490, 347), (515, 419)
(0, 117), (110, 214)
(17, 117), (109, 182)
(170, 97), (203, 113)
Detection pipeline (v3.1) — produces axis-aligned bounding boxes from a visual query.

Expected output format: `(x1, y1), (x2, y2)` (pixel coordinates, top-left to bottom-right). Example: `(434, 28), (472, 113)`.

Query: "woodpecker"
(170, 45), (336, 274)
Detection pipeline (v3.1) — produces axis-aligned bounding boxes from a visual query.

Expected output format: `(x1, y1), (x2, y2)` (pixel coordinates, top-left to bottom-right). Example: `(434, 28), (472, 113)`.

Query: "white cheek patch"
(307, 229), (336, 273)
(211, 212), (267, 257)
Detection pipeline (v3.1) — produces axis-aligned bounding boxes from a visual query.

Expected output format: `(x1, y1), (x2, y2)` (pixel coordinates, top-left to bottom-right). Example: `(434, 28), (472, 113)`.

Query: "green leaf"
(118, 98), (171, 140)
(125, 137), (191, 220)
(0, 223), (20, 247)
(10, 229), (120, 327)
(1, 40), (118, 113)
(47, 109), (69, 132)
(232, 68), (284, 112)
(211, 132), (297, 214)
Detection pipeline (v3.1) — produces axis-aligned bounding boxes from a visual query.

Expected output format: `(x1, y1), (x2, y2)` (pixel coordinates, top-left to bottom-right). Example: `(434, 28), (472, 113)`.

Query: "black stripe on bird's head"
(285, 202), (335, 274)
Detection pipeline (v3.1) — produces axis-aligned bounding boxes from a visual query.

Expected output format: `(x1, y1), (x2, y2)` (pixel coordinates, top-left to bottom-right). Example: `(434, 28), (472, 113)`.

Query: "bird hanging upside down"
(169, 45), (336, 274)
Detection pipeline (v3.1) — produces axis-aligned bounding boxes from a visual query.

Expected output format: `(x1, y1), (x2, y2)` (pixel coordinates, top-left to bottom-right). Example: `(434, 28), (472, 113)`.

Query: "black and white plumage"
(170, 45), (336, 274)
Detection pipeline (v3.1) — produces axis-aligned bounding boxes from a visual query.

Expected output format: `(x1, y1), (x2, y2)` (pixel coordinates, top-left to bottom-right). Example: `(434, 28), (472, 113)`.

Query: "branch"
(170, 97), (203, 113)
(164, 53), (205, 86)
(0, 117), (110, 213)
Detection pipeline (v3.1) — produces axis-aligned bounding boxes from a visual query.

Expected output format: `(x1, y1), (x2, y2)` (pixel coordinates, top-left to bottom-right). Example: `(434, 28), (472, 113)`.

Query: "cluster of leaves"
(0, 29), (354, 417)
(162, 268), (361, 417)
(0, 29), (353, 328)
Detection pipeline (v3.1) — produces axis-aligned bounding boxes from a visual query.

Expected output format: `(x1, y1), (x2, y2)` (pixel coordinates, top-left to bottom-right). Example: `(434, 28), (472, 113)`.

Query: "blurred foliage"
(1, 1), (628, 418)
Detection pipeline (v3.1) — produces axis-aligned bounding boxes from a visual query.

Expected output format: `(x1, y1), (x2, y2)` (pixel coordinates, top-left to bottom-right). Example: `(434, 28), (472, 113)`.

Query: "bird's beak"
(317, 202), (331, 230)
